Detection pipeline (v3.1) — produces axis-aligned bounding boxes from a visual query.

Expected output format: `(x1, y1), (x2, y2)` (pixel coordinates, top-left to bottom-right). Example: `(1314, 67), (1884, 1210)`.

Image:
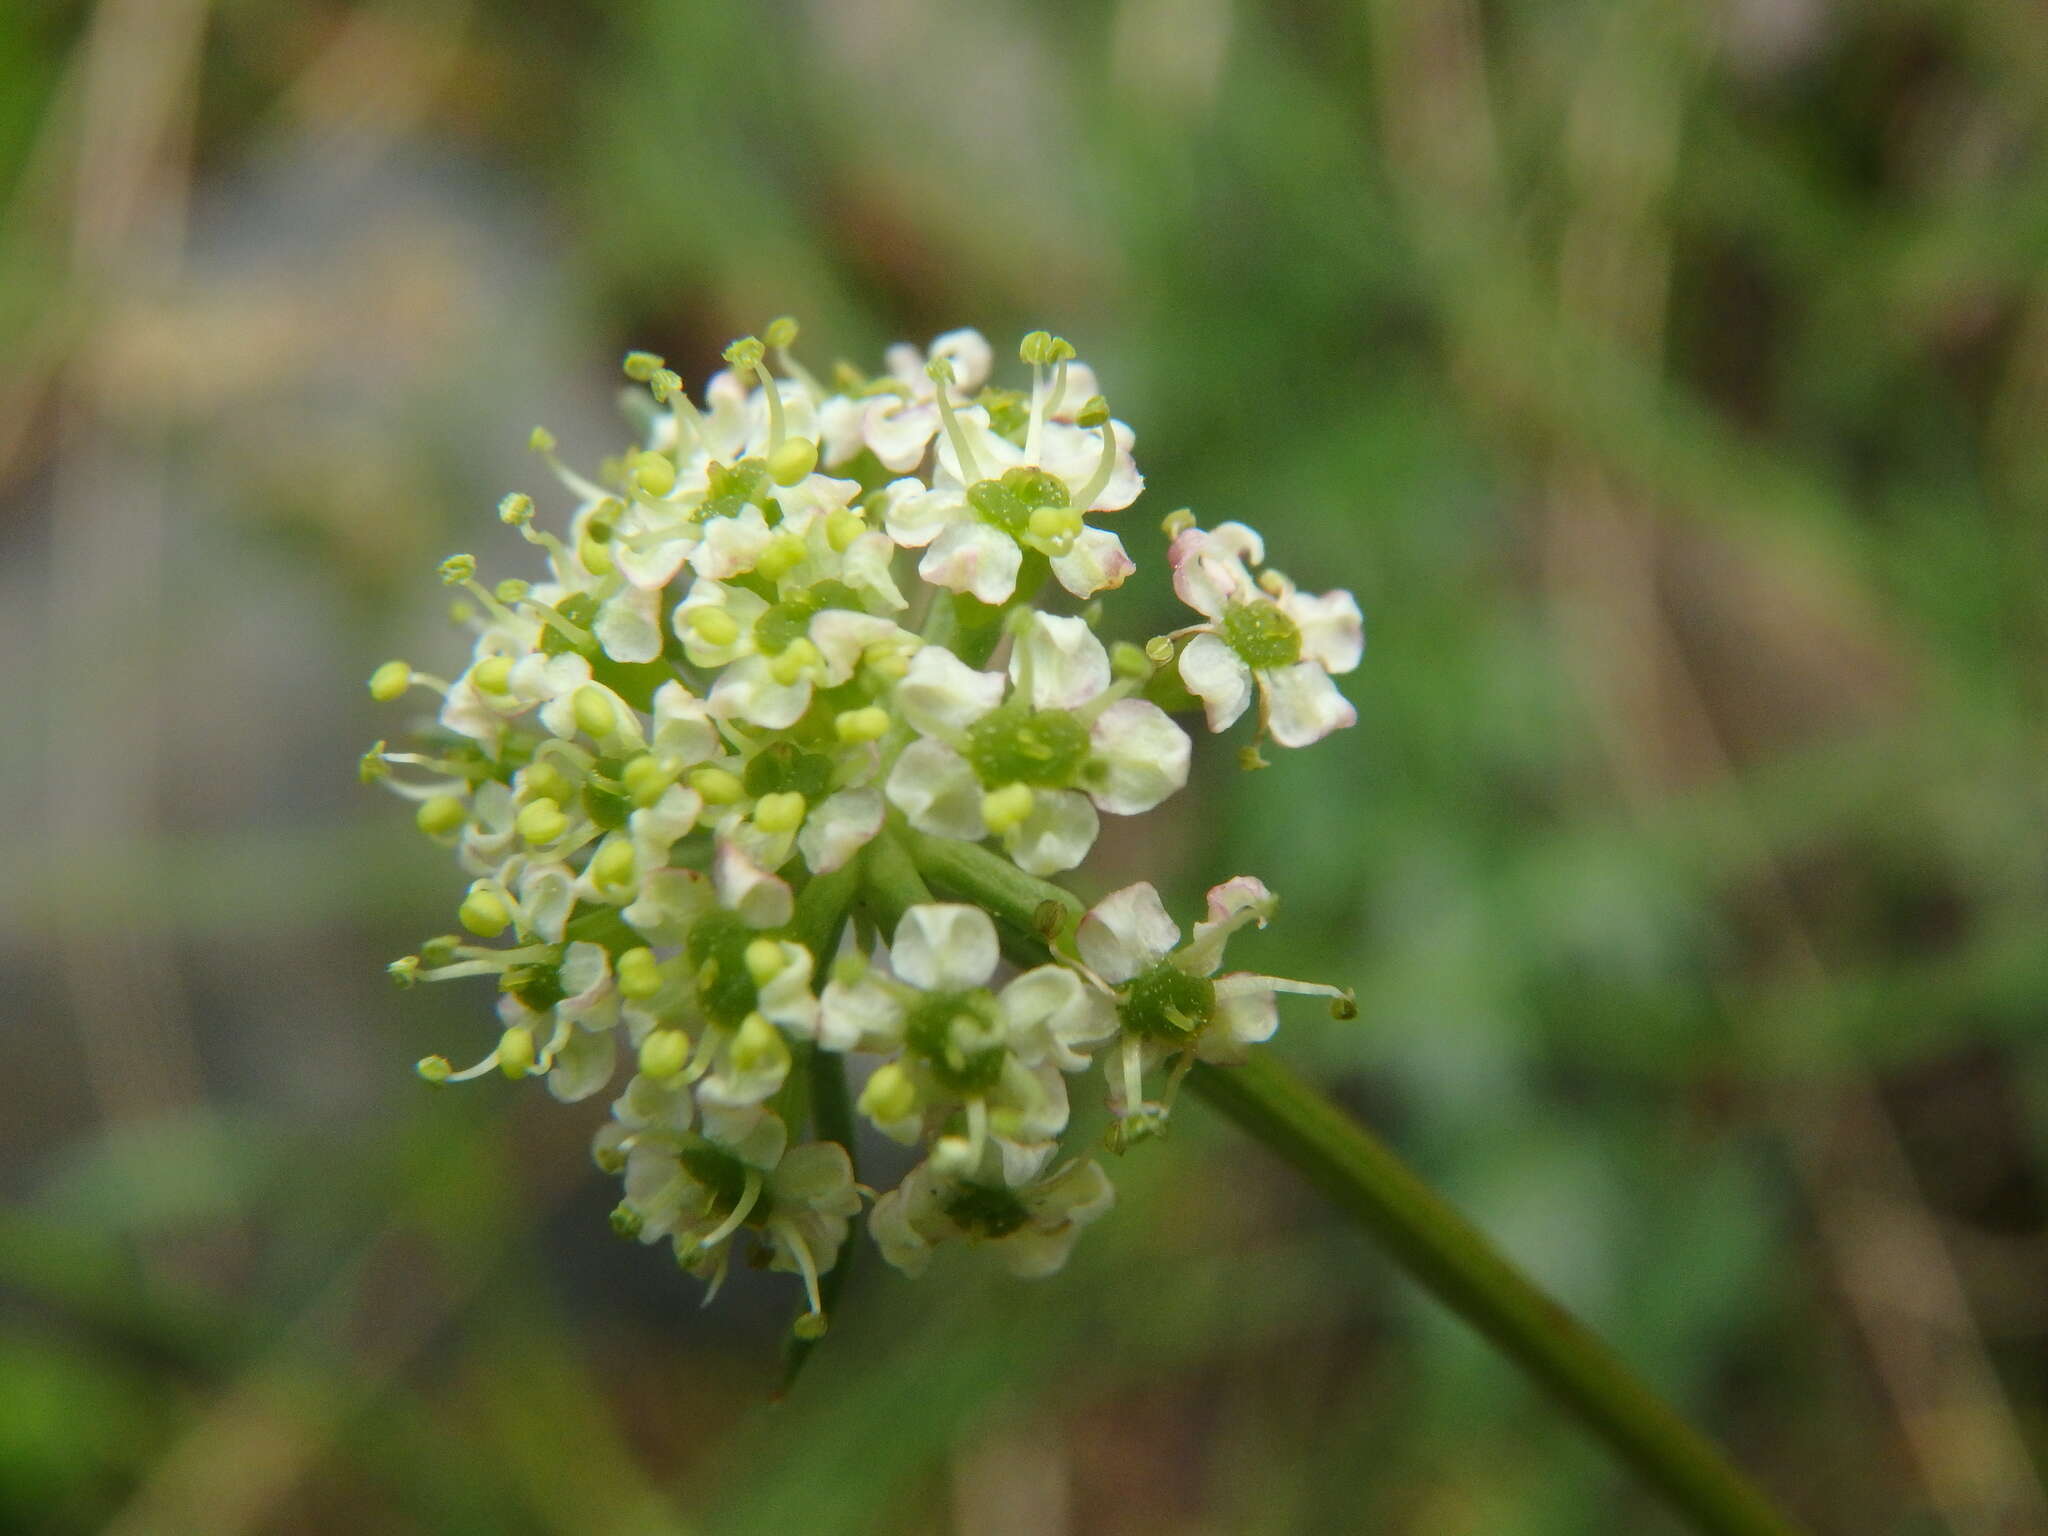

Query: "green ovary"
(1222, 601), (1302, 669)
(966, 702), (1091, 789)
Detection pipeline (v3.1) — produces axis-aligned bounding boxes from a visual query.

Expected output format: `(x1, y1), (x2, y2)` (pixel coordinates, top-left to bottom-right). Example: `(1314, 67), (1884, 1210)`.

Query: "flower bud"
(744, 937), (788, 985)
(730, 1011), (790, 1076)
(755, 532), (808, 582)
(688, 766), (745, 804)
(617, 946), (664, 1000)
(516, 797), (568, 845)
(458, 887), (512, 937)
(825, 509), (864, 552)
(572, 685), (616, 740)
(834, 706), (890, 743)
(473, 655), (514, 694)
(754, 790), (806, 834)
(416, 794), (468, 838)
(590, 839), (636, 890)
(638, 1027), (690, 1079)
(857, 1060), (918, 1125)
(621, 753), (676, 806)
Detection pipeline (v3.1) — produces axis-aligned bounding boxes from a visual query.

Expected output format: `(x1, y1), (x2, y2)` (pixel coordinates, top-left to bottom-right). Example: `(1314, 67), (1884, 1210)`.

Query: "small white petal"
(816, 977), (905, 1053)
(877, 477), (960, 548)
(1011, 612), (1111, 712)
(545, 1025), (617, 1103)
(863, 398), (941, 473)
(650, 681), (721, 765)
(1002, 787), (1098, 876)
(1283, 587), (1366, 674)
(692, 505), (776, 580)
(1076, 882), (1180, 983)
(1167, 526), (1253, 620)
(1085, 700), (1190, 815)
(1203, 977), (1279, 1061)
(1261, 661), (1357, 748)
(896, 647), (1005, 739)
(809, 611), (905, 686)
(930, 328), (993, 390)
(1049, 526), (1136, 599)
(891, 903), (999, 993)
(837, 530), (909, 610)
(796, 787), (883, 874)
(920, 521), (1023, 606)
(998, 966), (1114, 1072)
(884, 739), (988, 840)
(709, 654), (811, 730)
(1178, 633), (1254, 733)
(816, 394), (868, 467)
(714, 839), (793, 929)
(595, 582), (663, 664)
(517, 861), (577, 943)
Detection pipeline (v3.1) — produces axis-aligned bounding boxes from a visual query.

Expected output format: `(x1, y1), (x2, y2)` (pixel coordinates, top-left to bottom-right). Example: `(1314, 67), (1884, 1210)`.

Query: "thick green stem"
(902, 831), (1807, 1536)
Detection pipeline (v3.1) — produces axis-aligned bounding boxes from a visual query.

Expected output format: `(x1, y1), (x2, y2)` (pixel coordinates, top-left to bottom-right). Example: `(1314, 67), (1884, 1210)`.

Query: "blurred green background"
(4, 1), (2046, 1532)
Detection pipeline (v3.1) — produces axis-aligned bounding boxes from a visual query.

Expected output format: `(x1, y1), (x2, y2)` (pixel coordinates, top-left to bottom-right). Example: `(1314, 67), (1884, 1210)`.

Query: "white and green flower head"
(366, 320), (1358, 1347)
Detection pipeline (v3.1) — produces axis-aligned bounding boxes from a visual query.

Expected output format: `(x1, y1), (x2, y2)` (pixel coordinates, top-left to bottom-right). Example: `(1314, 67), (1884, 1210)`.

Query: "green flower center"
(752, 579), (862, 654)
(904, 990), (1007, 1094)
(966, 466), (1070, 536)
(1221, 601), (1302, 670)
(1118, 962), (1216, 1040)
(700, 458), (772, 522)
(966, 701), (1091, 789)
(677, 1138), (773, 1225)
(942, 1181), (1031, 1238)
(742, 741), (835, 800)
(687, 910), (760, 1029)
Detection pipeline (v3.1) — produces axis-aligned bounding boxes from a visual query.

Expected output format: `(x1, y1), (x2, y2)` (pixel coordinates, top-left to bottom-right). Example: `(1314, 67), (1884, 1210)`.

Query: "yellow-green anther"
(630, 451), (676, 497)
(687, 606), (740, 646)
(688, 766), (745, 804)
(857, 1060), (918, 1124)
(864, 647), (910, 683)
(764, 316), (799, 348)
(617, 946), (664, 999)
(1075, 395), (1111, 428)
(524, 761), (573, 804)
(358, 746), (390, 784)
(834, 706), (890, 743)
(439, 553), (477, 585)
(473, 656), (514, 694)
(1144, 635), (1175, 665)
(1161, 508), (1196, 538)
(1028, 505), (1082, 541)
(621, 753), (674, 806)
(495, 577), (531, 603)
(768, 637), (818, 686)
(754, 790), (806, 834)
(825, 508), (864, 552)
(1238, 743), (1270, 773)
(516, 797), (568, 845)
(590, 838), (636, 890)
(982, 782), (1036, 834)
(791, 1311), (828, 1341)
(1047, 335), (1076, 363)
(497, 1026), (537, 1080)
(925, 356), (956, 386)
(649, 367), (682, 403)
(368, 660), (413, 701)
(528, 426), (557, 454)
(622, 350), (665, 381)
(730, 1011), (790, 1076)
(755, 531), (808, 582)
(572, 685), (616, 740)
(723, 336), (766, 372)
(579, 533), (615, 575)
(459, 887), (512, 937)
(416, 794), (468, 837)
(767, 436), (818, 486)
(389, 955), (421, 987)
(744, 937), (788, 985)
(639, 1027), (690, 1078)
(416, 1054), (452, 1083)
(1020, 330), (1053, 365)
(498, 492), (534, 525)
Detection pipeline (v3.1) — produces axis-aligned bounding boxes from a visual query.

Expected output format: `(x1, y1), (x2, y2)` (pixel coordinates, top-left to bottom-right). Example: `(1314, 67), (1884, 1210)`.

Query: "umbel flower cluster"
(365, 321), (1361, 1337)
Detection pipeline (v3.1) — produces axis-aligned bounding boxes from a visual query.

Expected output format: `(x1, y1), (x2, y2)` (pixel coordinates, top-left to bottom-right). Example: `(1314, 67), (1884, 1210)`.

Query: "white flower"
(858, 330), (995, 471)
(1169, 520), (1363, 748)
(870, 1156), (1114, 1279)
(1075, 877), (1350, 1136)
(882, 615), (1189, 874)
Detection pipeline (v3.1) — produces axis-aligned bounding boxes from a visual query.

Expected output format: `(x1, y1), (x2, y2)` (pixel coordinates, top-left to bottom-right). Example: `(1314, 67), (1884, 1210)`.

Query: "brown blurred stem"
(908, 831), (1806, 1536)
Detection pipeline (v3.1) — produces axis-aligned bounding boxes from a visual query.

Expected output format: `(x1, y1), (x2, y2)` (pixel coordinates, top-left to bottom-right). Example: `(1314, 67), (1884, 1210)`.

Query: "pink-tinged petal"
(931, 405), (1019, 486)
(920, 520), (1023, 605)
(1049, 526), (1136, 599)
(1178, 633), (1254, 732)
(595, 582), (662, 664)
(612, 524), (696, 590)
(838, 530), (909, 610)
(796, 787), (884, 874)
(1283, 587), (1365, 674)
(650, 681), (720, 765)
(1011, 612), (1111, 712)
(896, 646), (1006, 738)
(1076, 882), (1181, 983)
(891, 903), (1000, 992)
(1002, 788), (1099, 876)
(816, 394), (867, 467)
(1261, 661), (1356, 748)
(883, 739), (987, 841)
(1167, 527), (1252, 619)
(878, 477), (956, 547)
(545, 1025), (617, 1103)
(1085, 699), (1190, 814)
(1178, 876), (1279, 975)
